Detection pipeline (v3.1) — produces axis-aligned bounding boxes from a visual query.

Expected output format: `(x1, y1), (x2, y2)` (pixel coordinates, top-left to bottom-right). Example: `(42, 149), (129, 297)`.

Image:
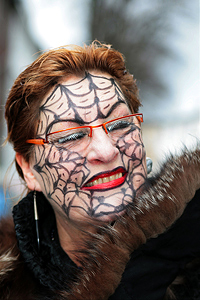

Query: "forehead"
(38, 71), (128, 135)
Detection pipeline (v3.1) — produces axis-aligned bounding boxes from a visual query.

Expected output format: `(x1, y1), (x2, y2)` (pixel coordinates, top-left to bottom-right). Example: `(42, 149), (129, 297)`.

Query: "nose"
(86, 127), (119, 164)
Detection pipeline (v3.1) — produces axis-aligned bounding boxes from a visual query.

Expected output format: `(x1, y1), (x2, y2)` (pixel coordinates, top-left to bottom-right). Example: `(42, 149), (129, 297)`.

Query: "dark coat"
(0, 147), (200, 300)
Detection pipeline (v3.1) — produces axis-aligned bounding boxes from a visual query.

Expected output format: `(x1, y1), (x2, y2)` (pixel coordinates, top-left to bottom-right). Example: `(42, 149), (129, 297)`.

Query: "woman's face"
(30, 71), (147, 224)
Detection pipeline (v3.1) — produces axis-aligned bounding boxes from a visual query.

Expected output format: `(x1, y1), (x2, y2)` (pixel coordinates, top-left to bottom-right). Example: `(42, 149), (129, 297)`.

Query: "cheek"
(131, 164), (146, 192)
(32, 145), (90, 194)
(117, 129), (144, 165)
(117, 130), (147, 192)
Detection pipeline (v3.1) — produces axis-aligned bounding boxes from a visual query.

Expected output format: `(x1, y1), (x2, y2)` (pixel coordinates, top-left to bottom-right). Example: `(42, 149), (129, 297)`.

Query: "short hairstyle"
(5, 41), (141, 180)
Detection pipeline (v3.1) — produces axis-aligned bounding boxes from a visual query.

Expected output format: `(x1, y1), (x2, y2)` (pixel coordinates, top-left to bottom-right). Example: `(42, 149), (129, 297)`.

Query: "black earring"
(146, 157), (153, 174)
(34, 191), (40, 251)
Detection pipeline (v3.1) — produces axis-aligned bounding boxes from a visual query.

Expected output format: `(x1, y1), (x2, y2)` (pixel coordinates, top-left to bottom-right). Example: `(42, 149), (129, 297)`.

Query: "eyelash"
(57, 132), (86, 143)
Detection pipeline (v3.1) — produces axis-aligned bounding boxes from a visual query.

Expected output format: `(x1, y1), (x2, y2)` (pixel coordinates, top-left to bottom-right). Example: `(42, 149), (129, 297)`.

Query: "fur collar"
(0, 147), (200, 299)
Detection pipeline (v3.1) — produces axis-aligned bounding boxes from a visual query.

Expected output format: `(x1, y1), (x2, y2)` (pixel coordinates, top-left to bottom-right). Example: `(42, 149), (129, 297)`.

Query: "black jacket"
(110, 188), (200, 300)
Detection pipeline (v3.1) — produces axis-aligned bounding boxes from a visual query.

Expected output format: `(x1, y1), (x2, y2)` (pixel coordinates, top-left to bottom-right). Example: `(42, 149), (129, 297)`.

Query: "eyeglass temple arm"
(137, 115), (143, 122)
(26, 139), (45, 145)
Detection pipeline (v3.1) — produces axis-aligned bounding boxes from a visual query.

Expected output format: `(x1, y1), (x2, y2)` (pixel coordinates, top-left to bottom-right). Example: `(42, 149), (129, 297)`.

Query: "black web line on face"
(88, 187), (135, 217)
(116, 126), (146, 185)
(37, 73), (127, 137)
(62, 190), (92, 218)
(34, 145), (89, 193)
(33, 73), (146, 219)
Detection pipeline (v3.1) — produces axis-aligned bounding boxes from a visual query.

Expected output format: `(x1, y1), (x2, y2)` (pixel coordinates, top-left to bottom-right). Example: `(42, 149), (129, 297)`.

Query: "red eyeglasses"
(26, 113), (143, 150)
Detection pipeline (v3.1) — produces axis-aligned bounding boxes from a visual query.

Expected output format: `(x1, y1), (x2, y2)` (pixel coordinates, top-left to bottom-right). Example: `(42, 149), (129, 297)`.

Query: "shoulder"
(0, 216), (37, 300)
(0, 216), (57, 300)
(0, 217), (20, 294)
(0, 216), (19, 271)
(0, 216), (17, 250)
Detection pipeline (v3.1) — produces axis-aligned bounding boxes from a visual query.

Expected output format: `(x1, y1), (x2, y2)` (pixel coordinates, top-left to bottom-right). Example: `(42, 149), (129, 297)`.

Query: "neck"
(55, 214), (96, 266)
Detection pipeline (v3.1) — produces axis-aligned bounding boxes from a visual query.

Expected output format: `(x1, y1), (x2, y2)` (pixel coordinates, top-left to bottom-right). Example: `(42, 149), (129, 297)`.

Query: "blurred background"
(0, 0), (199, 214)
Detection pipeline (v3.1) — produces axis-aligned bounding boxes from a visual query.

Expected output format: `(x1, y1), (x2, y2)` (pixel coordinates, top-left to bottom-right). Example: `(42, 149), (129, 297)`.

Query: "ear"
(15, 153), (42, 192)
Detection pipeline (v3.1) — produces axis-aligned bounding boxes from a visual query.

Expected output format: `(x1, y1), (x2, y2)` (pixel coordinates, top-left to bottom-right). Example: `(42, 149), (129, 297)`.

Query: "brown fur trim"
(0, 218), (19, 281)
(0, 219), (37, 300)
(134, 146), (200, 239)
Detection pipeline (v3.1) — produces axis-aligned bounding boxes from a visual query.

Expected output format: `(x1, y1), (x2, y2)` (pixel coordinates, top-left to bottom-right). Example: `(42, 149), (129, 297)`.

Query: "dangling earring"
(34, 191), (40, 251)
(146, 157), (153, 174)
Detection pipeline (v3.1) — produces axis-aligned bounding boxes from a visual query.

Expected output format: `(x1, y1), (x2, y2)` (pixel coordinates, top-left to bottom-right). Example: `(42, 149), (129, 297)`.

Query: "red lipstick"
(81, 167), (127, 191)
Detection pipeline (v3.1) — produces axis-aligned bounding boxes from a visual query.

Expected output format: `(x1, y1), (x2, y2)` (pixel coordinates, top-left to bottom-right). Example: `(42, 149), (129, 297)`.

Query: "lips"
(81, 167), (127, 191)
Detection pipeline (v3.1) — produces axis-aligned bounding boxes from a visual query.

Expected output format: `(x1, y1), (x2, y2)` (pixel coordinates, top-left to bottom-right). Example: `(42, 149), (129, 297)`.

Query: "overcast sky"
(21, 0), (199, 120)
(21, 0), (91, 48)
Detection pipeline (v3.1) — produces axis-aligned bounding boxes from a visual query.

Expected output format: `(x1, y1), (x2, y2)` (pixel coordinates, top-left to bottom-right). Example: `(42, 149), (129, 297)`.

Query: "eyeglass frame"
(26, 113), (143, 145)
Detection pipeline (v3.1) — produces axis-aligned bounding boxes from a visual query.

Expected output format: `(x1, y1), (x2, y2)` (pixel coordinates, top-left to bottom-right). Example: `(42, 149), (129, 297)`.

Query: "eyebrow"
(45, 100), (129, 135)
(46, 117), (85, 134)
(102, 99), (127, 118)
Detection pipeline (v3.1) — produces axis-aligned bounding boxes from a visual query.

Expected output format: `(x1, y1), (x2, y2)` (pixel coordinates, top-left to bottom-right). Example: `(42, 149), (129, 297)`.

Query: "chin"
(96, 207), (127, 224)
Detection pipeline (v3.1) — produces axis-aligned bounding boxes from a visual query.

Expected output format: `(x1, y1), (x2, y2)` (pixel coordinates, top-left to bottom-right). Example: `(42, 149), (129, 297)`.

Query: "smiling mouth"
(81, 167), (127, 191)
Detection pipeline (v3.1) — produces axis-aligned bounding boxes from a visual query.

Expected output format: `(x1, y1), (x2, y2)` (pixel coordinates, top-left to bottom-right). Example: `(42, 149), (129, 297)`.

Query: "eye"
(57, 131), (86, 144)
(47, 128), (89, 145)
(106, 119), (131, 132)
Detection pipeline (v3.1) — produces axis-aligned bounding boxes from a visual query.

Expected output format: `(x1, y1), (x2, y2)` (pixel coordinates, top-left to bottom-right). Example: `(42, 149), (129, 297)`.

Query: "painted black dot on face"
(32, 72), (147, 223)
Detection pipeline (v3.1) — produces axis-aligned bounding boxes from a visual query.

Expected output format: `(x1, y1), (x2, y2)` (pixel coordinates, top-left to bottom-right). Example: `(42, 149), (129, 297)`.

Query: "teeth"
(98, 178), (103, 184)
(103, 177), (109, 183)
(85, 172), (123, 187)
(110, 175), (115, 181)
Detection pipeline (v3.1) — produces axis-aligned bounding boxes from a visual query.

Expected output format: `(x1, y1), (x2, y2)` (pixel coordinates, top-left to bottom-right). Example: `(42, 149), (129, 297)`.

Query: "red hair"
(5, 41), (141, 179)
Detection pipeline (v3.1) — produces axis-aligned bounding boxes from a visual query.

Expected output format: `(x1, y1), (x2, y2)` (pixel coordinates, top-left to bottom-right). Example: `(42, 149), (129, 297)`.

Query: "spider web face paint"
(32, 72), (147, 223)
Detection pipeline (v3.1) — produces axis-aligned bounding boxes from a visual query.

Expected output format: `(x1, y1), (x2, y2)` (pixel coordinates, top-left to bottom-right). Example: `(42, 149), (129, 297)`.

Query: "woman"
(1, 41), (200, 300)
